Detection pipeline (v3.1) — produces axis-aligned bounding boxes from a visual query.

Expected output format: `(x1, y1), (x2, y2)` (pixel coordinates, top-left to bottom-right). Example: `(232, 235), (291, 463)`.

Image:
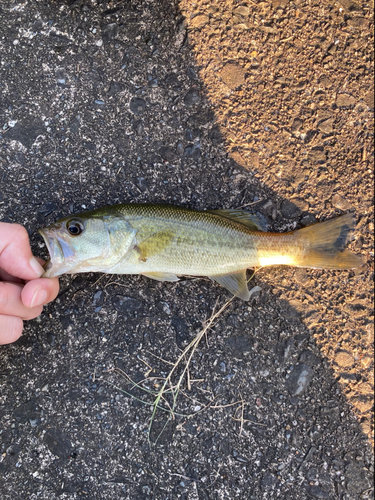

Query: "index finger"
(0, 223), (45, 281)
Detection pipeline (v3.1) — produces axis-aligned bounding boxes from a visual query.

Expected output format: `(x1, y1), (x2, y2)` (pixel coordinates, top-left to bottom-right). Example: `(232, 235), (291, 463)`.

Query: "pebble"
(43, 428), (72, 459)
(190, 14), (209, 29)
(248, 285), (261, 299)
(331, 193), (353, 211)
(129, 97), (146, 115)
(305, 485), (330, 499)
(261, 472), (277, 490)
(336, 93), (357, 107)
(232, 6), (249, 24)
(286, 363), (314, 396)
(171, 316), (190, 348)
(281, 199), (302, 219)
(225, 335), (253, 356)
(13, 399), (40, 424)
(318, 117), (334, 134)
(335, 351), (355, 368)
(92, 290), (104, 312)
(112, 295), (142, 313)
(184, 89), (200, 106)
(108, 81), (122, 95)
(308, 147), (326, 164)
(219, 63), (246, 89)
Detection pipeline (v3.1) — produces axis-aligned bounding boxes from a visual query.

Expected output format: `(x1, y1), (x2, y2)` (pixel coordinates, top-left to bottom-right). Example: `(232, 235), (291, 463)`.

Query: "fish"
(38, 204), (363, 301)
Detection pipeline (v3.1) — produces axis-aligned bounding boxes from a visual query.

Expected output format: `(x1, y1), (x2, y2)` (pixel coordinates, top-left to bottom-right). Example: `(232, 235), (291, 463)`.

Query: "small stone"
(299, 349), (320, 366)
(347, 17), (367, 28)
(334, 351), (354, 368)
(294, 269), (309, 285)
(176, 142), (184, 155)
(249, 285), (261, 299)
(318, 118), (334, 134)
(292, 198), (309, 212)
(232, 5), (249, 23)
(291, 118), (303, 131)
(171, 316), (190, 348)
(108, 81), (123, 95)
(281, 199), (302, 219)
(184, 89), (200, 106)
(337, 0), (362, 11)
(44, 429), (72, 459)
(14, 399), (41, 424)
(336, 93), (357, 107)
(305, 485), (330, 499)
(38, 202), (57, 217)
(226, 335), (253, 356)
(184, 143), (201, 158)
(112, 296), (142, 313)
(261, 472), (277, 490)
(101, 23), (118, 44)
(363, 90), (374, 109)
(219, 63), (246, 89)
(286, 363), (314, 396)
(159, 146), (176, 162)
(345, 462), (373, 494)
(190, 14), (209, 29)
(92, 291), (104, 309)
(360, 355), (373, 368)
(352, 395), (373, 413)
(360, 420), (371, 435)
(129, 97), (146, 115)
(5, 117), (45, 149)
(331, 193), (353, 211)
(308, 147), (326, 164)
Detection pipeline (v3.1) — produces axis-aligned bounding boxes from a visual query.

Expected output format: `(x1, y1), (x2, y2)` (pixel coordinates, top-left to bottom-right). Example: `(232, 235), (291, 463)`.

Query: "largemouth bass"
(38, 204), (362, 300)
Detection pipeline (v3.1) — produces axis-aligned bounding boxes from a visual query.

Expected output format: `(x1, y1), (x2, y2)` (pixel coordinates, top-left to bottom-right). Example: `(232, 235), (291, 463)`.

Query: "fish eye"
(66, 220), (84, 236)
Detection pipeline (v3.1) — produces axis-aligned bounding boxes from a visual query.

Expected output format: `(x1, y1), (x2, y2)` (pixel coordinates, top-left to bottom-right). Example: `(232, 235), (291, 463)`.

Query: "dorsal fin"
(207, 209), (267, 231)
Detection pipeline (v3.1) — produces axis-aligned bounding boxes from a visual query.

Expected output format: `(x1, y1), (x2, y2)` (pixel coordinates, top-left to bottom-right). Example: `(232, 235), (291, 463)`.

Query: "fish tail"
(294, 213), (363, 269)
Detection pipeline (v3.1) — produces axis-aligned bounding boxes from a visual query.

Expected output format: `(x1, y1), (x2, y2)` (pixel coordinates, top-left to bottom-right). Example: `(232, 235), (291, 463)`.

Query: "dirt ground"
(0, 0), (373, 499)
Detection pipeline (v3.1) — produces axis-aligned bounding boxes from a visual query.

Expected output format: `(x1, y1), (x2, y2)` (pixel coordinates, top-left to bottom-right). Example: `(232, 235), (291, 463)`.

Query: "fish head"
(38, 212), (137, 278)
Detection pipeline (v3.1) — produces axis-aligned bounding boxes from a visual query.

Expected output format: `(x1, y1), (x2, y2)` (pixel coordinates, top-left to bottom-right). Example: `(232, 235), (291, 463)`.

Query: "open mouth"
(38, 228), (65, 277)
(38, 229), (53, 260)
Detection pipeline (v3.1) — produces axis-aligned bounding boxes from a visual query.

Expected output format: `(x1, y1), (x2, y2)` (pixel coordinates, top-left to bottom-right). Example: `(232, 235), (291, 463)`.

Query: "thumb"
(0, 223), (44, 280)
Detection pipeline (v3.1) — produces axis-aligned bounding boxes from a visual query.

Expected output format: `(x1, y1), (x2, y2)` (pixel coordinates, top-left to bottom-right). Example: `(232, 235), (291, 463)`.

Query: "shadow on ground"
(0, 0), (373, 498)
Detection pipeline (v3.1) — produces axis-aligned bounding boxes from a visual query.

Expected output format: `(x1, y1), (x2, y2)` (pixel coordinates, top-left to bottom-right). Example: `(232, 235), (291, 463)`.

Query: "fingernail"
(30, 289), (48, 308)
(29, 256), (44, 277)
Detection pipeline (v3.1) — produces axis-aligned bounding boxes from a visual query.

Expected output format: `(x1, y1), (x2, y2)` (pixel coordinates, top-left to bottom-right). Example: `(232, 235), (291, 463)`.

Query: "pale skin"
(0, 223), (59, 345)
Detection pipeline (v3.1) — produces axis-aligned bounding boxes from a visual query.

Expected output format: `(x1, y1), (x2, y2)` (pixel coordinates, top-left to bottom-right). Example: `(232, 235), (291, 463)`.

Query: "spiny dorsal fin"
(209, 270), (250, 301)
(207, 209), (267, 231)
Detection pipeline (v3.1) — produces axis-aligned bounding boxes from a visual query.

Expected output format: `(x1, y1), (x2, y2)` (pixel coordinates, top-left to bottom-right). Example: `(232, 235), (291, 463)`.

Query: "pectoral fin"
(208, 209), (267, 231)
(210, 270), (250, 301)
(135, 230), (175, 262)
(142, 272), (179, 282)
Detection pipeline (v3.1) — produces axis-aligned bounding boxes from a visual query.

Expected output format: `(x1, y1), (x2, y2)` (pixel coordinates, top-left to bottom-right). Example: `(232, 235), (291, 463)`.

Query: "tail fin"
(295, 213), (363, 269)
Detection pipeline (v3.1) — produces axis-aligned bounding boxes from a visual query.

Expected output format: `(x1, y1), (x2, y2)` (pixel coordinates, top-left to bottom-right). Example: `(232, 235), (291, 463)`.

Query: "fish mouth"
(38, 228), (74, 278)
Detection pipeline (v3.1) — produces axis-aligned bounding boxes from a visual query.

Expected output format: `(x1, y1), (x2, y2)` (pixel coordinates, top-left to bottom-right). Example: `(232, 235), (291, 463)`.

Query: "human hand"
(0, 222), (59, 344)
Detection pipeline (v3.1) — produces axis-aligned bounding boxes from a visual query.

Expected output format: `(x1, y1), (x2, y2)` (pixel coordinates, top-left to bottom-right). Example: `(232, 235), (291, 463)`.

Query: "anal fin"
(210, 270), (250, 301)
(142, 271), (180, 282)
